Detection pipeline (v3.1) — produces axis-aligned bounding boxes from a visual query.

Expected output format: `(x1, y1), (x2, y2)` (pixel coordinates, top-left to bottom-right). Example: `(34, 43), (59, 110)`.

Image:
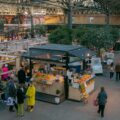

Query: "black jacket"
(18, 69), (26, 84)
(97, 91), (107, 105)
(17, 88), (25, 104)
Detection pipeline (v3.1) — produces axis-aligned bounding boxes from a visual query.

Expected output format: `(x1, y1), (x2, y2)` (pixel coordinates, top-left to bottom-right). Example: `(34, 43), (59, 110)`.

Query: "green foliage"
(48, 25), (120, 50)
(25, 24), (46, 38)
(34, 24), (46, 35)
(72, 26), (87, 43)
(0, 20), (4, 32)
(79, 28), (97, 48)
(48, 26), (72, 44)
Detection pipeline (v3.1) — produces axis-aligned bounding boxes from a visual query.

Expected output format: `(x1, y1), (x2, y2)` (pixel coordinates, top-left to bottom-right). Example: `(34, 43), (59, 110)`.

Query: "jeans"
(9, 105), (14, 112)
(98, 105), (105, 117)
(116, 72), (120, 81)
(9, 101), (18, 112)
(110, 72), (114, 79)
(17, 103), (24, 116)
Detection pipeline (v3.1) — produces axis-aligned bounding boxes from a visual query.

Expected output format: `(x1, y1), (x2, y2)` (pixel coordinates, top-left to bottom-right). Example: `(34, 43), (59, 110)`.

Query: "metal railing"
(0, 37), (48, 54)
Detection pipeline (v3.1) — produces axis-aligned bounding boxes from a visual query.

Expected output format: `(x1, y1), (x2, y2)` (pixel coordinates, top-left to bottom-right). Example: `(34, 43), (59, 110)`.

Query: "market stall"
(22, 44), (95, 104)
(33, 72), (64, 103)
(68, 74), (95, 101)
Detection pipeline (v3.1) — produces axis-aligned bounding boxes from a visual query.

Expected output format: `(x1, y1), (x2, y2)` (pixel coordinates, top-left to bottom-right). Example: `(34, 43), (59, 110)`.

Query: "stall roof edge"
(29, 44), (82, 52)
(69, 47), (96, 59)
(21, 55), (66, 64)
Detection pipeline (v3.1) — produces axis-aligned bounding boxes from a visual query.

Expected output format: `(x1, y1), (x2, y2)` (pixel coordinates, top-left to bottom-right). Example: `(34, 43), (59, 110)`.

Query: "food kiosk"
(68, 74), (95, 101)
(22, 44), (95, 104)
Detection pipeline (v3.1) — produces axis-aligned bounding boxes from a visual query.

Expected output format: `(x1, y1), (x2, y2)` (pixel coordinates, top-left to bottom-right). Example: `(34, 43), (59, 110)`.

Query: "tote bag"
(93, 99), (98, 106)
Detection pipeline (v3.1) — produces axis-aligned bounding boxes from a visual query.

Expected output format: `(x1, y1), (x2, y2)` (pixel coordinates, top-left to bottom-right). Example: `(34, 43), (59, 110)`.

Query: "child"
(110, 63), (114, 79)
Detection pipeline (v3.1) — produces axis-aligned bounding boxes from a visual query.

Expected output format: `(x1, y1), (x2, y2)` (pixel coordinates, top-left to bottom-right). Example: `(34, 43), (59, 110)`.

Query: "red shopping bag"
(93, 99), (98, 106)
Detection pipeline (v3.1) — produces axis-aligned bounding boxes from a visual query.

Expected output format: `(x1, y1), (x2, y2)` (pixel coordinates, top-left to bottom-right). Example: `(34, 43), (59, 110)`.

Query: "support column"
(64, 53), (69, 99)
(16, 57), (20, 71)
(30, 15), (34, 38)
(29, 58), (32, 78)
(67, 0), (72, 29)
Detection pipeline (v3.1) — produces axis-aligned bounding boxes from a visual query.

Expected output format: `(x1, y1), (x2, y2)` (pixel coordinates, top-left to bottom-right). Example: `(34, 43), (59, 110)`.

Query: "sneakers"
(30, 109), (33, 112)
(9, 109), (15, 112)
(17, 114), (24, 117)
(21, 115), (24, 117)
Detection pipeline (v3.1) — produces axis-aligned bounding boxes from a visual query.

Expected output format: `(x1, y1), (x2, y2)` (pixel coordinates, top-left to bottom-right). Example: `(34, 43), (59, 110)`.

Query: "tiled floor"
(0, 74), (120, 120)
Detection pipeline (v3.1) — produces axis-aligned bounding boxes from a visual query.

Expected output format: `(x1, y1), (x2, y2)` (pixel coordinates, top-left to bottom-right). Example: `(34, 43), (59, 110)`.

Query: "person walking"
(26, 80), (36, 112)
(97, 87), (107, 118)
(17, 66), (26, 85)
(17, 84), (25, 117)
(109, 63), (114, 79)
(7, 77), (17, 112)
(115, 62), (120, 81)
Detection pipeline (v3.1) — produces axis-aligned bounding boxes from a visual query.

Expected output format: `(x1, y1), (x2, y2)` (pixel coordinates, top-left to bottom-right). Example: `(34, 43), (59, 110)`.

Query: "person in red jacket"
(1, 64), (9, 81)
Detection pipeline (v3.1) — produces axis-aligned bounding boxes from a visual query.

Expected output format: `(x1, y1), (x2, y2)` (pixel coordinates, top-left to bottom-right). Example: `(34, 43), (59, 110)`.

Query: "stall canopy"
(69, 47), (95, 59)
(22, 44), (95, 61)
(30, 44), (81, 52)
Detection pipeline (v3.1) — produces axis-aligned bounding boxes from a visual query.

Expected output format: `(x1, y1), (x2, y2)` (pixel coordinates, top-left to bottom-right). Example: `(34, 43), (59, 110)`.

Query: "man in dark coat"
(17, 67), (26, 84)
(17, 84), (25, 116)
(97, 87), (107, 118)
(115, 62), (120, 81)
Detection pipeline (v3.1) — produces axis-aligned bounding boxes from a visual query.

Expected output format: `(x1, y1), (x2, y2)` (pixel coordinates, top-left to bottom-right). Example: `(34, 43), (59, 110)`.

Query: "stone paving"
(0, 74), (120, 120)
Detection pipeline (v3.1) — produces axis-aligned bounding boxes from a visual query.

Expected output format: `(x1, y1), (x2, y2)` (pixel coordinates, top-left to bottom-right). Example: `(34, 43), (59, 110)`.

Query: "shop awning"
(28, 44), (83, 57)
(69, 47), (96, 59)
(29, 44), (82, 52)
(22, 44), (95, 61)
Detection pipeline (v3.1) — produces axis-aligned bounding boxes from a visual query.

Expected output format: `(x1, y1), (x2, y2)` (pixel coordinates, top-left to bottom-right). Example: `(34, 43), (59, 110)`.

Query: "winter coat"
(1, 66), (9, 80)
(18, 69), (26, 84)
(8, 81), (17, 98)
(115, 64), (120, 72)
(97, 91), (107, 105)
(26, 85), (36, 106)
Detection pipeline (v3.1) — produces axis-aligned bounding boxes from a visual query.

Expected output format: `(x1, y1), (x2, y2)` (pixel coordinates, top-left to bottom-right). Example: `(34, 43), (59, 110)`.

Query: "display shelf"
(34, 81), (64, 96)
(33, 72), (65, 104)
(36, 92), (65, 104)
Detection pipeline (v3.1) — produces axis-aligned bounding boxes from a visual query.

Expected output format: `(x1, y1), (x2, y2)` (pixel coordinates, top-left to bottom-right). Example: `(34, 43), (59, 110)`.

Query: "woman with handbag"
(7, 77), (17, 112)
(97, 87), (107, 118)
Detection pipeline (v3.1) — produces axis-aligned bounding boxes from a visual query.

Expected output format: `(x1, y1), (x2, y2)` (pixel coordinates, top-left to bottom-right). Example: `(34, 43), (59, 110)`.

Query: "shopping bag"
(6, 97), (14, 106)
(93, 99), (98, 106)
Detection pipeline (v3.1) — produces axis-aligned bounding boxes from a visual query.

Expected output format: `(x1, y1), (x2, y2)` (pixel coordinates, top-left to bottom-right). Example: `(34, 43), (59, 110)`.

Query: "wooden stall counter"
(33, 72), (65, 104)
(68, 74), (95, 101)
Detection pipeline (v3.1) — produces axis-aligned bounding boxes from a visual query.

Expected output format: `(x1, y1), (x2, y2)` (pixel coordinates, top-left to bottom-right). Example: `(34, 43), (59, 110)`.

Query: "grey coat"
(7, 81), (17, 98)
